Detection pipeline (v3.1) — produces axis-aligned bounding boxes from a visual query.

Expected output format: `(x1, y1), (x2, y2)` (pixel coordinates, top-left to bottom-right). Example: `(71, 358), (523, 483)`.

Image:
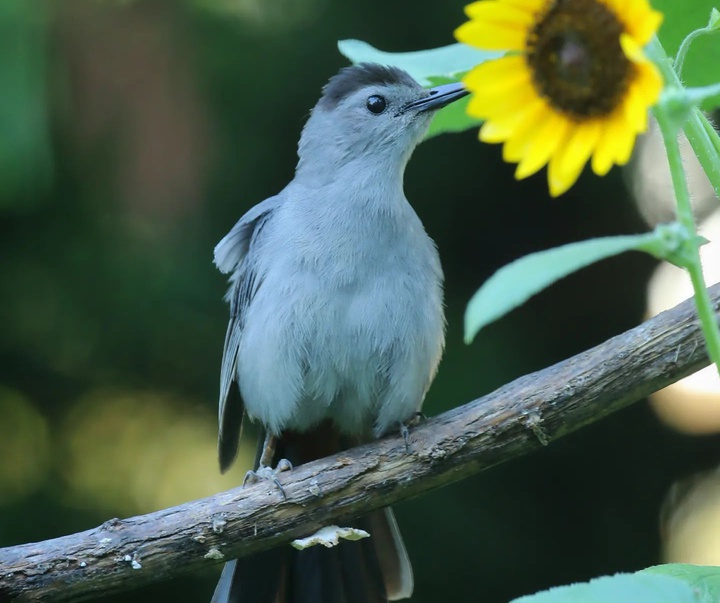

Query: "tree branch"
(3, 285), (720, 602)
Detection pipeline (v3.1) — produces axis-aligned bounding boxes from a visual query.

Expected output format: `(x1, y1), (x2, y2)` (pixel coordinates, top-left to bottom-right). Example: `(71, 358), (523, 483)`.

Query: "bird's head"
(296, 63), (468, 179)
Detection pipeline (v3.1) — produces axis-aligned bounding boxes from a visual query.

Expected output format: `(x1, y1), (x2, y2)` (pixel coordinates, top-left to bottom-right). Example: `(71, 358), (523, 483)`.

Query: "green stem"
(686, 108), (720, 199)
(675, 27), (712, 76)
(648, 37), (720, 199)
(685, 82), (720, 106)
(649, 37), (720, 375)
(699, 109), (720, 157)
(657, 118), (720, 373)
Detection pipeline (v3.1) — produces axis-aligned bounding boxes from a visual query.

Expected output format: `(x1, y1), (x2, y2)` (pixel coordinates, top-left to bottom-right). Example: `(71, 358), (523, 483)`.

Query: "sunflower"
(455, 0), (664, 196)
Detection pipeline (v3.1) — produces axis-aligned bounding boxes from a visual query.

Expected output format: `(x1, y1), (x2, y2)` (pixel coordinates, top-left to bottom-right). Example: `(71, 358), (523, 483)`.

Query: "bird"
(211, 62), (468, 603)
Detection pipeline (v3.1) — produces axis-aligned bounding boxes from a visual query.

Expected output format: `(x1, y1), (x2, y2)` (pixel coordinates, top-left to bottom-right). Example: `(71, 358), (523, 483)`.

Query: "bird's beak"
(404, 82), (469, 113)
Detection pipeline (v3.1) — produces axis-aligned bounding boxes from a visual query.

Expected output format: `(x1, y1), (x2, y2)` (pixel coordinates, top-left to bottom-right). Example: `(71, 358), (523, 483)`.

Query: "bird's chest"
(271, 206), (441, 371)
(297, 231), (436, 346)
(293, 209), (410, 284)
(243, 204), (444, 435)
(286, 251), (440, 433)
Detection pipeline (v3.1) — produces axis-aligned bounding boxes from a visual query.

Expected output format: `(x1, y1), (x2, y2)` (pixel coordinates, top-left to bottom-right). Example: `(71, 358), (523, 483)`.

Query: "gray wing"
(215, 195), (281, 473)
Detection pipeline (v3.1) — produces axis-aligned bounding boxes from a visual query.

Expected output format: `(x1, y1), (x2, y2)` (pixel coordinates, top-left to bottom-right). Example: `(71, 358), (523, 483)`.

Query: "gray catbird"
(211, 63), (468, 603)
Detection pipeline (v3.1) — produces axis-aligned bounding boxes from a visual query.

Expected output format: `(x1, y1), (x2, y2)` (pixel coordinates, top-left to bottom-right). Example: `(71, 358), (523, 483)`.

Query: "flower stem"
(649, 36), (720, 374)
(675, 26), (712, 76)
(685, 108), (720, 199)
(699, 109), (720, 157)
(657, 118), (720, 373)
(684, 82), (720, 107)
(648, 37), (720, 199)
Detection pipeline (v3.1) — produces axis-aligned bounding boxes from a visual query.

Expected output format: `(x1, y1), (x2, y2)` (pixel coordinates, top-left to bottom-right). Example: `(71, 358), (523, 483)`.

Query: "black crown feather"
(318, 63), (419, 109)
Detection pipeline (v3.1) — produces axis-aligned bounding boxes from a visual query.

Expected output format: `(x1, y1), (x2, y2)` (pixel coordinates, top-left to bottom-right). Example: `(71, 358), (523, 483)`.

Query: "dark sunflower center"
(527, 0), (632, 119)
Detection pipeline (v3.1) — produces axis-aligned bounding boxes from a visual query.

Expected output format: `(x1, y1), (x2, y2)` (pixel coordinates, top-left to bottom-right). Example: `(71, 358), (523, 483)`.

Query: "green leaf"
(337, 40), (499, 86)
(424, 75), (482, 139)
(511, 573), (696, 603)
(509, 565), (720, 603)
(654, 0), (720, 109)
(638, 222), (708, 267)
(464, 228), (678, 343)
(642, 564), (720, 603)
(426, 94), (482, 138)
(709, 7), (720, 29)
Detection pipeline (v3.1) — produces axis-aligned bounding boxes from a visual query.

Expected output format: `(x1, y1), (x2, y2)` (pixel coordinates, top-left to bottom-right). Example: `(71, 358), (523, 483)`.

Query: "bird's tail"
(211, 423), (413, 603)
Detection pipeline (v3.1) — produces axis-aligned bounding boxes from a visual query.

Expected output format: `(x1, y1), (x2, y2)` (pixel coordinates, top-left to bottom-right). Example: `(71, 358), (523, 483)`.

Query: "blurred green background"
(2, 1), (720, 602)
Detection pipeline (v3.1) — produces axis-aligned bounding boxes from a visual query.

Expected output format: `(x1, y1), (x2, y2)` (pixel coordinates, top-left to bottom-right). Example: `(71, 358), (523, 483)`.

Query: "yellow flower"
(455, 0), (664, 196)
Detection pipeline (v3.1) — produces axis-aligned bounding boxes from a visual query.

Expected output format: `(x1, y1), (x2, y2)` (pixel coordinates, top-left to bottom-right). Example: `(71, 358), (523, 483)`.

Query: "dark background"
(1, 1), (717, 602)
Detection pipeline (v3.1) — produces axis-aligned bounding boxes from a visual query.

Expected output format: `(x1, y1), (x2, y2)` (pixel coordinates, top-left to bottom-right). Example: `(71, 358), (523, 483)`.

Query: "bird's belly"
(239, 264), (444, 438)
(294, 278), (435, 434)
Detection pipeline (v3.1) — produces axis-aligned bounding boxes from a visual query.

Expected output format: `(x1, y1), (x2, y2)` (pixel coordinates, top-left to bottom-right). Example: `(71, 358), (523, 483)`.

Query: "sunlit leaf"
(642, 564), (720, 603)
(337, 39), (499, 86)
(424, 75), (483, 139)
(464, 230), (673, 343)
(511, 573), (696, 603)
(709, 8), (720, 29)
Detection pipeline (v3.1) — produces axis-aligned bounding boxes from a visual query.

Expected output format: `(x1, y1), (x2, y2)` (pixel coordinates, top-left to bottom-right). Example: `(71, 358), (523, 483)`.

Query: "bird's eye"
(366, 95), (387, 114)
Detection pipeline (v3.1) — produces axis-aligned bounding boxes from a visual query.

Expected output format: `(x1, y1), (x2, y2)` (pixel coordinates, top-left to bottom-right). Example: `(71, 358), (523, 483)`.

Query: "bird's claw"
(243, 459), (294, 500)
(400, 423), (411, 453)
(399, 412), (426, 453)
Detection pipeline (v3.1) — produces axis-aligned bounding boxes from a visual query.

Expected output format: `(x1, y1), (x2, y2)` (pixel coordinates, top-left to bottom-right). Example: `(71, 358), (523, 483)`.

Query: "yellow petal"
(610, 118), (639, 166)
(462, 55), (529, 92)
(464, 0), (486, 17)
(621, 0), (663, 44)
(597, 0), (663, 46)
(464, 0), (535, 26)
(454, 19), (527, 51)
(478, 88), (542, 141)
(632, 59), (663, 108)
(547, 121), (601, 196)
(619, 39), (663, 112)
(616, 41), (661, 134)
(466, 77), (536, 120)
(514, 110), (571, 179)
(591, 111), (629, 175)
(480, 120), (515, 143)
(636, 10), (663, 45)
(622, 80), (651, 133)
(502, 98), (551, 161)
(619, 33), (646, 64)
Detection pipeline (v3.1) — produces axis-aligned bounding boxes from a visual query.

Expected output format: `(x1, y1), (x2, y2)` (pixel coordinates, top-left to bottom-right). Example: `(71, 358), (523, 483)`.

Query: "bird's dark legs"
(259, 432), (279, 468)
(400, 423), (411, 452)
(243, 432), (293, 499)
(400, 411), (426, 452)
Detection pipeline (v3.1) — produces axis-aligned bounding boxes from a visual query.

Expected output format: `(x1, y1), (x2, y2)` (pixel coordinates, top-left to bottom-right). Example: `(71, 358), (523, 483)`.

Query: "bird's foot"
(243, 459), (293, 500)
(399, 423), (411, 453)
(399, 412), (426, 453)
(411, 411), (427, 424)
